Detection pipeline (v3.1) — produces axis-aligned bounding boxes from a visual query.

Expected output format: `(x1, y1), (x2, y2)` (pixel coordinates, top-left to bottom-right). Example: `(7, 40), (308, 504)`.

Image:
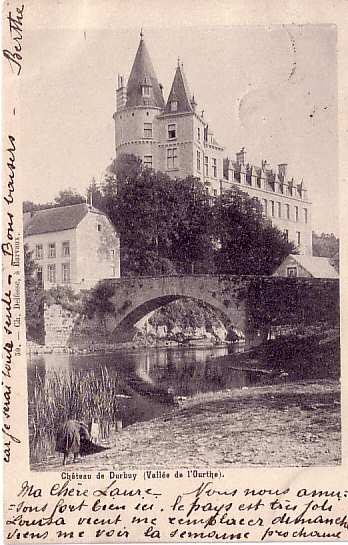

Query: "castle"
(114, 32), (312, 255)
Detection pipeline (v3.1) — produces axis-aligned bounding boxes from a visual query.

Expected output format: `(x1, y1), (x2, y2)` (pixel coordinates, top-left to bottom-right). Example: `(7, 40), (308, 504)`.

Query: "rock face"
(134, 302), (228, 343)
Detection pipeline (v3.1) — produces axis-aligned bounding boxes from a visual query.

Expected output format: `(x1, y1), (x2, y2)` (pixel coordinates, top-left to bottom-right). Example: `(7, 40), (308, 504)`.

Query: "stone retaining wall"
(44, 304), (110, 347)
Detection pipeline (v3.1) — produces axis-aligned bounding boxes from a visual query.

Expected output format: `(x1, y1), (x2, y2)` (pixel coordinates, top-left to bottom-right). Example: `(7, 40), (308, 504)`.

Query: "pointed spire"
(126, 33), (165, 109)
(165, 60), (193, 114)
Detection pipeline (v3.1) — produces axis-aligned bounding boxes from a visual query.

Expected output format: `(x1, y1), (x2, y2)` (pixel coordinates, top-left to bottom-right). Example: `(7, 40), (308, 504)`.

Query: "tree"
(169, 177), (214, 273)
(23, 188), (86, 213)
(24, 244), (45, 342)
(93, 153), (294, 277)
(54, 188), (85, 206)
(83, 281), (116, 327)
(312, 232), (339, 258)
(212, 188), (296, 275)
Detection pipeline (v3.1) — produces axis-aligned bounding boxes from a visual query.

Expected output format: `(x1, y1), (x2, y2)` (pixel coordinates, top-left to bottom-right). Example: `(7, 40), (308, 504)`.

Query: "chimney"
(278, 163), (288, 180)
(236, 147), (246, 166)
(116, 74), (127, 111)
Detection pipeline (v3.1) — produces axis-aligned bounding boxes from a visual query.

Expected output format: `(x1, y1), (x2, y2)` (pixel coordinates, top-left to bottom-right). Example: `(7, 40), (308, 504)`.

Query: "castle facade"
(114, 33), (312, 255)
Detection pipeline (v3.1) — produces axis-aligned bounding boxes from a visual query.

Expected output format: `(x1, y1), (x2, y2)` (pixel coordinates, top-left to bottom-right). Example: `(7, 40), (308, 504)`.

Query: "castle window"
(212, 158), (217, 177)
(296, 231), (301, 245)
(47, 264), (56, 283)
(271, 201), (275, 217)
(295, 206), (299, 222)
(197, 151), (201, 172)
(304, 208), (308, 224)
(198, 127), (201, 141)
(284, 229), (289, 241)
(262, 199), (268, 216)
(37, 266), (43, 285)
(62, 241), (70, 257)
(213, 189), (218, 196)
(204, 156), (208, 176)
(35, 244), (43, 259)
(170, 100), (178, 112)
(62, 263), (70, 283)
(167, 148), (177, 169)
(97, 223), (102, 232)
(168, 124), (176, 139)
(277, 202), (282, 218)
(48, 242), (56, 258)
(287, 266), (297, 277)
(143, 155), (153, 168)
(144, 123), (152, 138)
(285, 204), (290, 219)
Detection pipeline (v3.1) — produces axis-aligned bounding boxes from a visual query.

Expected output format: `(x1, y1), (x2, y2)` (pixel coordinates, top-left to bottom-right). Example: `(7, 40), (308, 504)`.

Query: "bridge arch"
(104, 276), (248, 343)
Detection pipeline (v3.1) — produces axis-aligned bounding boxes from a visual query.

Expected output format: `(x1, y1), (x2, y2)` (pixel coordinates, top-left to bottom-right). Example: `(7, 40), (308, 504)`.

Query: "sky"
(21, 24), (338, 234)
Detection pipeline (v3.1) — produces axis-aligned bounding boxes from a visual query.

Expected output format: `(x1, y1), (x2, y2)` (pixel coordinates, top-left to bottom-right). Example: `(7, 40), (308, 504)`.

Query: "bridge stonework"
(104, 275), (339, 345)
(105, 275), (249, 342)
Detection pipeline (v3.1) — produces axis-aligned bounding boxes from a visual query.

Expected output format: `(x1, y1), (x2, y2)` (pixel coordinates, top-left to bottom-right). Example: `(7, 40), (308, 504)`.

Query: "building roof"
(165, 62), (193, 114)
(126, 35), (165, 109)
(24, 203), (103, 236)
(285, 254), (339, 279)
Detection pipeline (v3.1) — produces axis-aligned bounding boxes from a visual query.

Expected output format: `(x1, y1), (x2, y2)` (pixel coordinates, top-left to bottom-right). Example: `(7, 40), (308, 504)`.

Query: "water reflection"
(28, 344), (269, 399)
(28, 345), (272, 465)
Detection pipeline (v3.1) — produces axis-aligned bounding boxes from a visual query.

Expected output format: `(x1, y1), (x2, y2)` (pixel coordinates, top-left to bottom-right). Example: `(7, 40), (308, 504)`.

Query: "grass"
(28, 366), (124, 463)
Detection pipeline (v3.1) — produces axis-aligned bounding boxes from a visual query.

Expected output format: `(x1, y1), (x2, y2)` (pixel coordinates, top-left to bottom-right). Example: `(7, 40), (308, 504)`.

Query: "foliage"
(213, 188), (296, 275)
(24, 244), (45, 342)
(23, 188), (85, 212)
(94, 153), (293, 276)
(45, 285), (83, 313)
(24, 153), (295, 278)
(53, 188), (85, 206)
(82, 281), (116, 325)
(29, 366), (124, 463)
(246, 277), (340, 333)
(312, 232), (339, 258)
(148, 298), (223, 334)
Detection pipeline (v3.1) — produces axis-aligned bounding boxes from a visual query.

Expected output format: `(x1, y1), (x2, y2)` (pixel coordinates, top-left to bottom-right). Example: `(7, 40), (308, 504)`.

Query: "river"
(28, 344), (274, 464)
(28, 343), (270, 399)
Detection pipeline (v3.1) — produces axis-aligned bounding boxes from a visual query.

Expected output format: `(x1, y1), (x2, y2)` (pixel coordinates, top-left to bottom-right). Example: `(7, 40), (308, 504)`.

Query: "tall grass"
(29, 366), (124, 463)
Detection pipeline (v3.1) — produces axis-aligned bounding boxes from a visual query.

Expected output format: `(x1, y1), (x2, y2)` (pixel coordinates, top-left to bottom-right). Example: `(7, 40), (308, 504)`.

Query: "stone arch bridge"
(102, 275), (338, 345)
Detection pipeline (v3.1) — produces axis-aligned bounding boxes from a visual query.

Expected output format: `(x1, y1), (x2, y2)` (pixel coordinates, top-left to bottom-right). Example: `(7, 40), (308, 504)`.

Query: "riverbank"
(32, 378), (340, 471)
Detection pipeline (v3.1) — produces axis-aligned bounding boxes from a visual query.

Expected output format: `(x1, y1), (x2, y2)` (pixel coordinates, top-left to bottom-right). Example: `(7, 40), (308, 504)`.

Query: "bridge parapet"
(100, 275), (339, 345)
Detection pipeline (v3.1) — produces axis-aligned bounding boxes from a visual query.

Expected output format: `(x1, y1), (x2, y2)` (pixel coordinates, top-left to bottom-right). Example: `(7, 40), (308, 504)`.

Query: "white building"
(24, 203), (120, 290)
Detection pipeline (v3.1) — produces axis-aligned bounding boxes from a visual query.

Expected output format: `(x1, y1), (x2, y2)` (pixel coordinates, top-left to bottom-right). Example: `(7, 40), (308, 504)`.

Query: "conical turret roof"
(126, 34), (165, 109)
(165, 62), (193, 113)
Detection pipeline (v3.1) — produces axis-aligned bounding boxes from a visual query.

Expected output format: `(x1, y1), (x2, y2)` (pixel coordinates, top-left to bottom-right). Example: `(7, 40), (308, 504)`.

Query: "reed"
(29, 366), (124, 463)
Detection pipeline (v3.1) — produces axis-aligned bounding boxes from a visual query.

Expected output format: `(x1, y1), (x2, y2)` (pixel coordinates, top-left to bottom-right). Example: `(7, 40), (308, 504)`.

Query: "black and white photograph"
(21, 23), (341, 473)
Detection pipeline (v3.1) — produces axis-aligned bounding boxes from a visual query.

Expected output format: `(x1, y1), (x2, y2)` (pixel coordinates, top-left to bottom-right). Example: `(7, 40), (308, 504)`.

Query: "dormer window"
(141, 78), (151, 97)
(142, 85), (151, 97)
(170, 100), (178, 112)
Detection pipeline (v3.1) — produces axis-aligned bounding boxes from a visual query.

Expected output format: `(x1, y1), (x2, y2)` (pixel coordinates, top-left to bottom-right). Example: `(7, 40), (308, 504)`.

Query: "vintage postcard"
(2, 0), (348, 543)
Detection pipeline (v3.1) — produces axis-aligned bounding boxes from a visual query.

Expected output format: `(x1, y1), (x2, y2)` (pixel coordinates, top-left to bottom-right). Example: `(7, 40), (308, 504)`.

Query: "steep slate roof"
(286, 255), (338, 279)
(165, 63), (193, 114)
(126, 36), (165, 109)
(24, 203), (92, 236)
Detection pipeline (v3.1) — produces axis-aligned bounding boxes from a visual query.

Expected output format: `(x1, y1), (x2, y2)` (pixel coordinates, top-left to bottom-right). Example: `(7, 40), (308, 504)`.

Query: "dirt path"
(33, 379), (340, 471)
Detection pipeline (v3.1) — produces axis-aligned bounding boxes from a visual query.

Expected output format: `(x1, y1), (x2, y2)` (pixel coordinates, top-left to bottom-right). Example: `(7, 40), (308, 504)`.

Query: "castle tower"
(114, 31), (165, 168)
(156, 60), (224, 190)
(114, 34), (224, 191)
